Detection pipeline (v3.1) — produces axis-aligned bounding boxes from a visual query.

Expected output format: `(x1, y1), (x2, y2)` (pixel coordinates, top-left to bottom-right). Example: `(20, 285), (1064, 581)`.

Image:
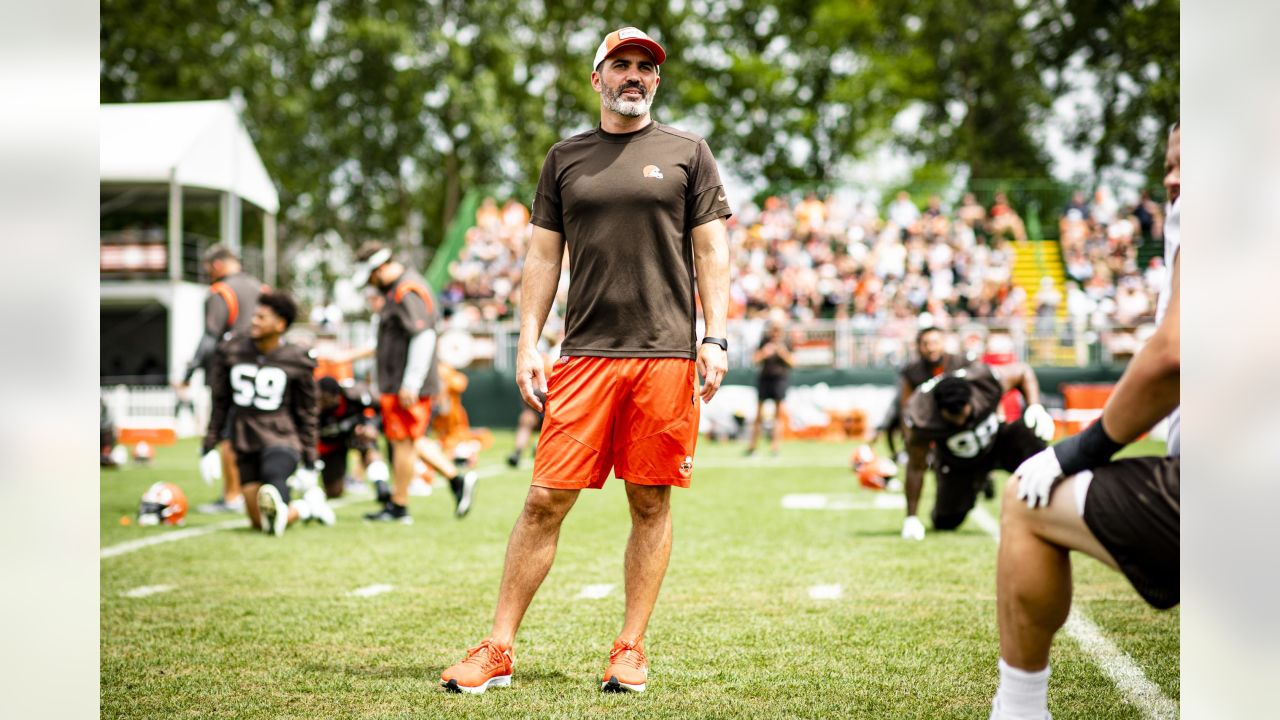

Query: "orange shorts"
(532, 356), (700, 490)
(380, 394), (432, 442)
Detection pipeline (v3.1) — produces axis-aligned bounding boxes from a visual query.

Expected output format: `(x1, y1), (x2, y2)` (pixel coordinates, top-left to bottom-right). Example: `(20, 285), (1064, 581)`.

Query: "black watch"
(700, 336), (728, 352)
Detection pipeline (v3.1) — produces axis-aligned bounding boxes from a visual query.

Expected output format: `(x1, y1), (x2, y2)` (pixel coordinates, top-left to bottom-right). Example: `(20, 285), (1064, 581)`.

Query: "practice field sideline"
(101, 434), (1177, 719)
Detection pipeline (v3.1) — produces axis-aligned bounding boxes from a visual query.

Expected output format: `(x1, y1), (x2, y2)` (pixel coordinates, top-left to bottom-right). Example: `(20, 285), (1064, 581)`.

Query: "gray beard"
(603, 85), (653, 117)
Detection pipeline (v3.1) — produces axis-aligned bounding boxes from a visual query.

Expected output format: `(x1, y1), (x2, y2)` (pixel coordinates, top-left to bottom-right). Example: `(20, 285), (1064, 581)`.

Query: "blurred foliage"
(101, 0), (1178, 257)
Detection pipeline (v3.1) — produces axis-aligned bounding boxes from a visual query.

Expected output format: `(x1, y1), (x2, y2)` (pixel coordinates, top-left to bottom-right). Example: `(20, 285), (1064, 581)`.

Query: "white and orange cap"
(592, 27), (666, 72)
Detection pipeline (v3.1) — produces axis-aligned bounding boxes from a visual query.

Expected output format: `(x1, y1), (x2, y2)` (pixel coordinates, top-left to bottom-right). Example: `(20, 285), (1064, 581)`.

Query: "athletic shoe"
(364, 503), (413, 525)
(506, 451), (520, 468)
(257, 485), (288, 537)
(440, 639), (514, 694)
(451, 471), (478, 518)
(304, 486), (336, 526)
(601, 639), (647, 693)
(196, 495), (244, 514)
(990, 697), (1051, 719)
(373, 480), (391, 505)
(902, 515), (925, 541)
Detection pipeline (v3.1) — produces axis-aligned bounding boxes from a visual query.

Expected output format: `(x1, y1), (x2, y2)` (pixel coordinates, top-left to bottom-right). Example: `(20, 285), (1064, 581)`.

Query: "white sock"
(995, 658), (1050, 719)
(289, 499), (311, 521)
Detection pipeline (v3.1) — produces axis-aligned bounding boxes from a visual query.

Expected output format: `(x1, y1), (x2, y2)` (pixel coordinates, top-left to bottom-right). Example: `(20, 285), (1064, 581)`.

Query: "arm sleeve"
(202, 343), (230, 454)
(687, 140), (733, 227)
(529, 147), (563, 233)
(401, 329), (438, 395)
(292, 361), (319, 466)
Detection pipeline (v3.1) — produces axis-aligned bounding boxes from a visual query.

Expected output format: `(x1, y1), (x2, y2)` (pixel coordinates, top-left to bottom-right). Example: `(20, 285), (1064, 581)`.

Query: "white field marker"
(808, 584), (843, 600)
(346, 584), (395, 598)
(122, 584), (176, 598)
(781, 493), (905, 511)
(100, 464), (509, 559)
(577, 584), (615, 600)
(969, 506), (1177, 720)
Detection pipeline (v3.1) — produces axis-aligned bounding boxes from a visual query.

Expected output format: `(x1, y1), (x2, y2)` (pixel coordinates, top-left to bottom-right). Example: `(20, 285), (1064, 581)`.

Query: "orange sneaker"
(601, 639), (647, 693)
(440, 639), (514, 694)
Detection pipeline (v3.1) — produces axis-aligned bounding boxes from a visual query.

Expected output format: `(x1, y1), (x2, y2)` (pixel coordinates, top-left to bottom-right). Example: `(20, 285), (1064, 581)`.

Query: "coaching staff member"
(441, 26), (732, 695)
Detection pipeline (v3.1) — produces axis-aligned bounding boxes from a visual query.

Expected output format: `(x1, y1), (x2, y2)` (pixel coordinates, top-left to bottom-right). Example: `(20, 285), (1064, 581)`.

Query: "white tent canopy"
(100, 100), (279, 214)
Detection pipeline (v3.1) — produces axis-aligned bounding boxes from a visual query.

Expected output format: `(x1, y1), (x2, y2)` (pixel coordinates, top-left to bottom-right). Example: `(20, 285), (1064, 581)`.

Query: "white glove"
(902, 515), (925, 541)
(1013, 447), (1065, 509)
(1023, 403), (1056, 443)
(199, 449), (222, 486)
(292, 465), (320, 493)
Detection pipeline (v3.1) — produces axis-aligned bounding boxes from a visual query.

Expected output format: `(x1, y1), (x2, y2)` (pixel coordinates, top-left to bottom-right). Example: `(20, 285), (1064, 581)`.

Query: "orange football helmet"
(137, 482), (188, 526)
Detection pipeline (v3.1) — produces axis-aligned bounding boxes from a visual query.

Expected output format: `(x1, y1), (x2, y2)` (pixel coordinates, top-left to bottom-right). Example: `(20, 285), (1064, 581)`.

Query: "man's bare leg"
(994, 475), (1119, 718)
(998, 475), (1118, 669)
(489, 485), (580, 646)
(618, 482), (672, 644)
(414, 436), (459, 479)
(389, 438), (417, 506)
(745, 401), (764, 453)
(219, 439), (241, 503)
(242, 482), (262, 530)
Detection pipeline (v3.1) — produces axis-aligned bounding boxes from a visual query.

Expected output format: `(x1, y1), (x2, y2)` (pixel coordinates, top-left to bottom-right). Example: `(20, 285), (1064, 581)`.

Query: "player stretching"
(202, 291), (333, 536)
(317, 376), (389, 500)
(353, 242), (477, 524)
(901, 362), (1056, 540)
(181, 244), (267, 514)
(441, 26), (732, 694)
(988, 123), (1180, 720)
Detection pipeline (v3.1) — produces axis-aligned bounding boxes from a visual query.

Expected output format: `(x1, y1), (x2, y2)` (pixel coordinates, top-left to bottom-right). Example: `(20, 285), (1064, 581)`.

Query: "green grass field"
(101, 433), (1177, 719)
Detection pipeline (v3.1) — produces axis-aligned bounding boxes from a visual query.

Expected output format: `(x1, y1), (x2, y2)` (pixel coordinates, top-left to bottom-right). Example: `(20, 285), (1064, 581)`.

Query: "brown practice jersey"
(374, 270), (441, 398)
(531, 122), (733, 360)
(900, 352), (969, 390)
(904, 363), (1006, 466)
(185, 271), (268, 382)
(204, 334), (319, 465)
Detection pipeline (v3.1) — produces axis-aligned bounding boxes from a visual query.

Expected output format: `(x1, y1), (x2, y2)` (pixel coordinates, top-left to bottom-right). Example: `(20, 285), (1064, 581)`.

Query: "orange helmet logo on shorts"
(642, 165), (663, 179)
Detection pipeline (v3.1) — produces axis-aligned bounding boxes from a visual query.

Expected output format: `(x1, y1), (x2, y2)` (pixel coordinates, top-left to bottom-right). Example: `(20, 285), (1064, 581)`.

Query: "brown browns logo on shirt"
(680, 455), (693, 474)
(642, 164), (663, 179)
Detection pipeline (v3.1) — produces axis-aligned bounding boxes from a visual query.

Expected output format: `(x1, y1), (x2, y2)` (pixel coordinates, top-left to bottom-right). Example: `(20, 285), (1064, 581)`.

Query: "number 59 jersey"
(204, 334), (319, 465)
(904, 363), (1007, 467)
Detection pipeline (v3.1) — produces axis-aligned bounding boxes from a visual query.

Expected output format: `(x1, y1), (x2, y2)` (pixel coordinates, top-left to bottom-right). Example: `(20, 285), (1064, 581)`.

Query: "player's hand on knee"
(1013, 447), (1064, 509)
(1023, 403), (1056, 443)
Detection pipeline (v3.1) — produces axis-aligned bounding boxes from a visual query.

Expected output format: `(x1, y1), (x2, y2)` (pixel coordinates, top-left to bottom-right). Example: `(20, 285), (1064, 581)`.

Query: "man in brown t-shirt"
(442, 27), (732, 696)
(353, 241), (477, 525)
(181, 244), (268, 515)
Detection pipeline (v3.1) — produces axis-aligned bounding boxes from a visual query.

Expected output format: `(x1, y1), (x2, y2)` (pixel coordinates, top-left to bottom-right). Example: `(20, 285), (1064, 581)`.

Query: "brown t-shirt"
(531, 122), (732, 359)
(375, 270), (441, 398)
(904, 363), (1005, 465)
(204, 335), (319, 465)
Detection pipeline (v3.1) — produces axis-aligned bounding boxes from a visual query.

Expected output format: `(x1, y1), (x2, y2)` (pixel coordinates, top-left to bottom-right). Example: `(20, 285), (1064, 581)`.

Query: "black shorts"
(1082, 456), (1180, 609)
(933, 421), (1047, 530)
(757, 375), (789, 402)
(236, 447), (299, 503)
(218, 408), (236, 442)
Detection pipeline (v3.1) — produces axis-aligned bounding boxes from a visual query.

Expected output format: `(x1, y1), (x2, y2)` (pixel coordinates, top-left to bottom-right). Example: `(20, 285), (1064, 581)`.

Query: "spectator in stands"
(888, 191), (921, 236)
(988, 192), (1027, 243)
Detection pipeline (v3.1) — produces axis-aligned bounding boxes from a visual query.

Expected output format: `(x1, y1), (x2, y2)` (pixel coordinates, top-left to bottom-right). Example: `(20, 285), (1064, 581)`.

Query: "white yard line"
(781, 493), (905, 510)
(121, 584), (176, 598)
(577, 584), (615, 600)
(346, 584), (395, 598)
(101, 464), (509, 559)
(970, 506), (1177, 720)
(808, 584), (843, 600)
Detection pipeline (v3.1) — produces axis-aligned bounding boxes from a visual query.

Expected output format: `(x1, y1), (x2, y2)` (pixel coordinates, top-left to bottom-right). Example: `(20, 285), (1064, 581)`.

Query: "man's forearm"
(1017, 365), (1041, 406)
(518, 246), (561, 349)
(693, 220), (730, 338)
